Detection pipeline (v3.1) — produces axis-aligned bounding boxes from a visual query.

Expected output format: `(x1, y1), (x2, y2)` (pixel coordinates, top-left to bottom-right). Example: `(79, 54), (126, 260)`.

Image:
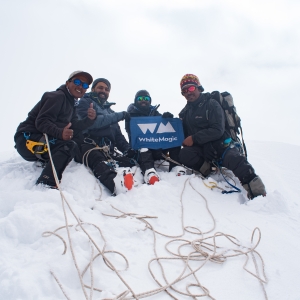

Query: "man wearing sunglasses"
(178, 74), (266, 200)
(76, 78), (136, 195)
(14, 70), (96, 189)
(125, 90), (183, 185)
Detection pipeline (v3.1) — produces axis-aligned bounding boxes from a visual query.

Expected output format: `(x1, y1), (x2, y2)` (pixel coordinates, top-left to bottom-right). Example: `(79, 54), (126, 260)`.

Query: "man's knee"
(179, 147), (204, 170)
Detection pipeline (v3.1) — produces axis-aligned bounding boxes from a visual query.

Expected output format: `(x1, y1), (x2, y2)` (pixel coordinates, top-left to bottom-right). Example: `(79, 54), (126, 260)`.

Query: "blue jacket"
(77, 93), (130, 153)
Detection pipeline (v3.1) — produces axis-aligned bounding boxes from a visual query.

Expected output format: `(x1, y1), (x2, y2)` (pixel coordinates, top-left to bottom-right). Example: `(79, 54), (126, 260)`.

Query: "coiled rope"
(42, 134), (267, 299)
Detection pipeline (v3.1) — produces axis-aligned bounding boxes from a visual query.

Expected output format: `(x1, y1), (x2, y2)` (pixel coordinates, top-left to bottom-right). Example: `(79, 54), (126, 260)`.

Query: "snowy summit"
(0, 141), (299, 299)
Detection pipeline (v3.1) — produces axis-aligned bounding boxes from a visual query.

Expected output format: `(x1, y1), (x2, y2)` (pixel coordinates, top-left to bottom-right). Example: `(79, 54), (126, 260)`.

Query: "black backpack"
(211, 91), (247, 157)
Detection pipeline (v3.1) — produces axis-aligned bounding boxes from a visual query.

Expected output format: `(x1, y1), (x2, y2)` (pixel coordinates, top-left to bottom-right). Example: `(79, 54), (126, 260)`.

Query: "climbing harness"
(24, 132), (48, 155)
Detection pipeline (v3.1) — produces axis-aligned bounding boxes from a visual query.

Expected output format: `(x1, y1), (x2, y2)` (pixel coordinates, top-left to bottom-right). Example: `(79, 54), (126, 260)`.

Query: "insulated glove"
(122, 111), (131, 122)
(162, 112), (174, 118)
(203, 142), (219, 162)
(124, 148), (137, 159)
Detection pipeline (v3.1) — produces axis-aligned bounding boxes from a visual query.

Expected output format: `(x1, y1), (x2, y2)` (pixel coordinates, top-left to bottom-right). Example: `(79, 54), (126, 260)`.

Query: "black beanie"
(92, 78), (111, 90)
(134, 90), (151, 104)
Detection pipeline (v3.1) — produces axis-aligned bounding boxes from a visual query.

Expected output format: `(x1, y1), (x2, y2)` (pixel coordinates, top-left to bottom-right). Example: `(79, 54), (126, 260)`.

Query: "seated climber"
(14, 71), (96, 189)
(76, 77), (137, 195)
(178, 74), (266, 199)
(125, 89), (184, 185)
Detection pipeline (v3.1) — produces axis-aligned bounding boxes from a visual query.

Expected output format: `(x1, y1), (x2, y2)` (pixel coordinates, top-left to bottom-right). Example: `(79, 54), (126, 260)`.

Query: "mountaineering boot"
(171, 166), (186, 176)
(123, 169), (134, 190)
(113, 168), (134, 194)
(144, 168), (159, 185)
(36, 176), (58, 189)
(243, 176), (266, 200)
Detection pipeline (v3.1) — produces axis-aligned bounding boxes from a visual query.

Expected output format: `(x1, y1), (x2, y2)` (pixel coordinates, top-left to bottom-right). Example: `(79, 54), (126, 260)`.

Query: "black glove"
(203, 142), (219, 162)
(162, 112), (174, 118)
(124, 148), (137, 159)
(122, 111), (131, 122)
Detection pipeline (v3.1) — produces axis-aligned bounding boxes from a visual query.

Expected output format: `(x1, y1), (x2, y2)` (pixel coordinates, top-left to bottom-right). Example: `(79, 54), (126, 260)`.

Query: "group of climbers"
(14, 71), (266, 200)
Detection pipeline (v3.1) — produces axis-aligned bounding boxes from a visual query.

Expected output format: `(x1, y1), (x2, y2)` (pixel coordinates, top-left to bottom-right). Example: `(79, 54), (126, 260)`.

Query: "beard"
(97, 92), (108, 103)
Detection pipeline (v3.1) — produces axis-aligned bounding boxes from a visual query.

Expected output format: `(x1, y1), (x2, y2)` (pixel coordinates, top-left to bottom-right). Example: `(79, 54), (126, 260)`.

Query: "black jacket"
(179, 92), (230, 154)
(77, 92), (130, 153)
(125, 103), (161, 143)
(15, 85), (94, 141)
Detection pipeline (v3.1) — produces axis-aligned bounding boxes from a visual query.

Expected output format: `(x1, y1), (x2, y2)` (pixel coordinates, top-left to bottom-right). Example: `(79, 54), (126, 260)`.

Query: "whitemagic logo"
(137, 122), (176, 134)
(138, 136), (178, 142)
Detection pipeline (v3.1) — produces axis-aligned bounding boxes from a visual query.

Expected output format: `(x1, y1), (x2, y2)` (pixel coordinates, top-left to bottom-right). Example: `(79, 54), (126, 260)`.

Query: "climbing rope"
(101, 177), (268, 299)
(42, 133), (140, 300)
(42, 134), (267, 299)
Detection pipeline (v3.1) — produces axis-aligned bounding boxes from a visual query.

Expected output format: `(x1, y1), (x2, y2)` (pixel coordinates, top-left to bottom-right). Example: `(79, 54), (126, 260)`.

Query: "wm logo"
(137, 122), (176, 134)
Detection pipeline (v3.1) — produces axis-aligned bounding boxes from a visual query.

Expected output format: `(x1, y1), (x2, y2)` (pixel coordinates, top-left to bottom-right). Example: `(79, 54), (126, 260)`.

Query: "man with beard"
(125, 90), (184, 185)
(14, 71), (96, 189)
(178, 74), (266, 200)
(76, 78), (136, 195)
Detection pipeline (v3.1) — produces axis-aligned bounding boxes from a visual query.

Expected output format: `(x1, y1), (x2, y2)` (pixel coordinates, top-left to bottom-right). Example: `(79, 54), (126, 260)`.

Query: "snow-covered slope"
(0, 141), (299, 300)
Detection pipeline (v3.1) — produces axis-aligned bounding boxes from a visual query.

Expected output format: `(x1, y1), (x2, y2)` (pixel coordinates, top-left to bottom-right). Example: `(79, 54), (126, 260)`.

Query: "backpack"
(211, 91), (247, 157)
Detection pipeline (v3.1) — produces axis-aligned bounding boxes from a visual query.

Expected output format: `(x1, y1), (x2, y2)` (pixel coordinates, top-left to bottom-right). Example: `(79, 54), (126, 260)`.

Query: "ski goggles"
(136, 96), (151, 102)
(181, 85), (197, 94)
(72, 79), (89, 89)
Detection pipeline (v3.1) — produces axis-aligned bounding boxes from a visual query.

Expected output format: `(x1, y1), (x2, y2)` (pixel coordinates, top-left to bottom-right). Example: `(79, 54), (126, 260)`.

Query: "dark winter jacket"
(125, 103), (161, 143)
(77, 92), (130, 153)
(14, 85), (94, 141)
(179, 92), (230, 153)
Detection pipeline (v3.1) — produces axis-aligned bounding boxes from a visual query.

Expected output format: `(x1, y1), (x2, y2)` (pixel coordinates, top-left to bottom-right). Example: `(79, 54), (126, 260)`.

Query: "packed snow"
(0, 141), (299, 300)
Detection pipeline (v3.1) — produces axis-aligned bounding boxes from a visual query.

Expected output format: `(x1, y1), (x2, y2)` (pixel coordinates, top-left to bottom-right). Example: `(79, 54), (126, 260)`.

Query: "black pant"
(138, 146), (181, 174)
(179, 145), (256, 184)
(14, 133), (79, 186)
(79, 143), (135, 193)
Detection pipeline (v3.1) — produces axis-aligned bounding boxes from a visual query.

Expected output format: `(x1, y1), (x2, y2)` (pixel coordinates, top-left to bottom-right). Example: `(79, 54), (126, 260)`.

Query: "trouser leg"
(222, 147), (256, 185)
(14, 133), (42, 162)
(15, 133), (78, 186)
(178, 146), (205, 170)
(37, 140), (79, 186)
(138, 149), (156, 174)
(165, 146), (181, 171)
(222, 146), (266, 199)
(80, 143), (117, 193)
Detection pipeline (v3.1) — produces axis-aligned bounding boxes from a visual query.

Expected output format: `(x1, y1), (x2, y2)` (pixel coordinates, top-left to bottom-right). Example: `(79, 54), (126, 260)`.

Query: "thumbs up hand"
(62, 123), (74, 140)
(87, 102), (96, 120)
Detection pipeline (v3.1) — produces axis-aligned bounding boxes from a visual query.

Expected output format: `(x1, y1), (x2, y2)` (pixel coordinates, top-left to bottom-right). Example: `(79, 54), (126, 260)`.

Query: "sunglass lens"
(82, 83), (89, 89)
(182, 86), (197, 93)
(188, 86), (196, 92)
(73, 79), (81, 86)
(137, 96), (150, 101)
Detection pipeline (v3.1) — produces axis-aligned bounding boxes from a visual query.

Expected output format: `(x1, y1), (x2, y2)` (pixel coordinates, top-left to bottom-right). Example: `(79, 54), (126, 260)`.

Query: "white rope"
(43, 134), (139, 299)
(43, 133), (267, 299)
(101, 177), (268, 300)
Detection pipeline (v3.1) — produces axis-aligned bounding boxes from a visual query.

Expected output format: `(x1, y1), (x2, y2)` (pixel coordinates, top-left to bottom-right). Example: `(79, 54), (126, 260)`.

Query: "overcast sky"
(1, 0), (299, 150)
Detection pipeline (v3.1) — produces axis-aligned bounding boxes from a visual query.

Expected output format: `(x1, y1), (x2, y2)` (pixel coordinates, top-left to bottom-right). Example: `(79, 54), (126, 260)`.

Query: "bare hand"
(62, 123), (73, 140)
(87, 103), (96, 120)
(182, 136), (193, 147)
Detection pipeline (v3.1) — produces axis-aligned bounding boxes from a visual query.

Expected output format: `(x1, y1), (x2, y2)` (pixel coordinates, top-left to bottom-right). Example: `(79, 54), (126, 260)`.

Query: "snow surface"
(0, 141), (299, 300)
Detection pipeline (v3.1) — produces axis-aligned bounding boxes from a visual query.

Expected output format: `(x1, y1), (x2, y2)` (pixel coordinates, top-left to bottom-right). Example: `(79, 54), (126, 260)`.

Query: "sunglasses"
(181, 85), (197, 94)
(136, 96), (151, 102)
(72, 79), (89, 89)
